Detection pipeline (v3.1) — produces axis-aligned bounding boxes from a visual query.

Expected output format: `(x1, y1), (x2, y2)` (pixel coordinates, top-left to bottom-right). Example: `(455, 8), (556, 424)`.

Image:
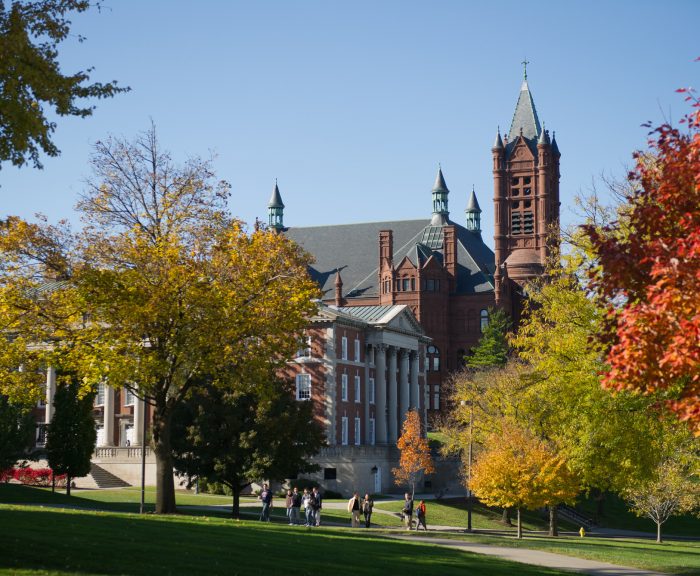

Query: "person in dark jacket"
(312, 486), (323, 526)
(402, 493), (414, 530)
(362, 493), (374, 528)
(290, 487), (302, 525)
(259, 483), (273, 522)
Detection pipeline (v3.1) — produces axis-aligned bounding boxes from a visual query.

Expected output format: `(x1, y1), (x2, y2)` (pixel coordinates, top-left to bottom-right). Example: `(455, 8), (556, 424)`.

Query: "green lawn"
(576, 492), (700, 537)
(373, 497), (577, 532)
(396, 531), (700, 575)
(0, 504), (571, 576)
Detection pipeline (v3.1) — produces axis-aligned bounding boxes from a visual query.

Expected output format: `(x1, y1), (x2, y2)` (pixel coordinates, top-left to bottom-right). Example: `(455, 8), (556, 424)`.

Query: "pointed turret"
(465, 186), (482, 233)
(508, 76), (542, 143)
(538, 122), (549, 145)
(430, 166), (450, 225)
(334, 269), (344, 307)
(493, 128), (503, 150)
(551, 131), (560, 156)
(267, 180), (285, 231)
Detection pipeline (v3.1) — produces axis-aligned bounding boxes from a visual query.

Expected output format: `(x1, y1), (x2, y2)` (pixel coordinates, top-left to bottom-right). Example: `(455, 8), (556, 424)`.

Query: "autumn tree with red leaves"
(393, 410), (435, 499)
(585, 82), (700, 434)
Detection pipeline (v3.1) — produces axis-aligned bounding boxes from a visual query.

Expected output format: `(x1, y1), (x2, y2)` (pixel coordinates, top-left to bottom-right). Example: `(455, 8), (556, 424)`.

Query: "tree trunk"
(656, 521), (662, 544)
(232, 487), (241, 519)
(152, 406), (176, 514)
(502, 507), (512, 526)
(516, 507), (522, 539)
(66, 474), (71, 497)
(592, 489), (605, 522)
(548, 505), (559, 537)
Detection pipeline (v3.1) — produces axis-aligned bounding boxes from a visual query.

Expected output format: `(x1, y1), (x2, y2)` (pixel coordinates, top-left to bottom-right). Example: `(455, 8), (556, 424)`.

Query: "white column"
(45, 366), (56, 424)
(364, 345), (371, 444)
(398, 349), (409, 431)
(375, 344), (387, 444)
(133, 391), (144, 447)
(102, 386), (115, 446)
(410, 352), (419, 410)
(387, 347), (398, 443)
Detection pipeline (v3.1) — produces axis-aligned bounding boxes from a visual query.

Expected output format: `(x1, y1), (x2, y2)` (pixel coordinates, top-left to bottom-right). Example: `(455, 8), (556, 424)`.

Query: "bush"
(6, 467), (67, 487)
(197, 478), (232, 496)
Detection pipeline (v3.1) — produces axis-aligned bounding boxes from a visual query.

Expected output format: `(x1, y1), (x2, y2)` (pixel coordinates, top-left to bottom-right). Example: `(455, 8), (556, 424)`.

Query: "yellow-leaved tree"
(470, 424), (578, 539)
(0, 125), (320, 513)
(393, 409), (435, 500)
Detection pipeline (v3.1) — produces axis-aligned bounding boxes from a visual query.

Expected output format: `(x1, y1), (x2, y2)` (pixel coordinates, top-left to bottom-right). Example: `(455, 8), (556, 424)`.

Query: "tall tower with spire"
(492, 66), (560, 305)
(430, 167), (450, 225)
(465, 186), (481, 233)
(267, 181), (285, 232)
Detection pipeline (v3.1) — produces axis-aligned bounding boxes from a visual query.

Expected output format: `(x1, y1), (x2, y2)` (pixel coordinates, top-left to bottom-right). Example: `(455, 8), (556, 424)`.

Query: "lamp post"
(460, 399), (474, 532)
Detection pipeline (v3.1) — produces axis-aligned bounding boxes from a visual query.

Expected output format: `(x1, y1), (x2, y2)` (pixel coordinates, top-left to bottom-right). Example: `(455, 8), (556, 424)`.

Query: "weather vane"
(522, 58), (529, 80)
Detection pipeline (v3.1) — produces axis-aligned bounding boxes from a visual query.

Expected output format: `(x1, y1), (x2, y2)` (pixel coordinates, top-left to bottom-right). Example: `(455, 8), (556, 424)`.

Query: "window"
(95, 382), (105, 406)
(124, 388), (135, 406)
(402, 278), (410, 291)
(369, 418), (376, 445)
(341, 374), (348, 401)
(354, 375), (361, 403)
(296, 374), (311, 400)
(324, 468), (337, 480)
(36, 423), (47, 446)
(480, 309), (489, 333)
(511, 211), (522, 234)
(368, 347), (375, 365)
(368, 377), (375, 404)
(341, 336), (348, 360)
(354, 339), (360, 362)
(524, 211), (534, 234)
(411, 278), (416, 291)
(354, 417), (361, 446)
(341, 417), (348, 445)
(427, 345), (440, 372)
(296, 334), (312, 358)
(433, 393), (440, 410)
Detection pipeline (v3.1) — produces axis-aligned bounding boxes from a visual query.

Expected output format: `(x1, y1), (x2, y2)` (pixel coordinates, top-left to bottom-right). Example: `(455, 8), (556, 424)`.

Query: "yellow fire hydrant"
(579, 527), (586, 538)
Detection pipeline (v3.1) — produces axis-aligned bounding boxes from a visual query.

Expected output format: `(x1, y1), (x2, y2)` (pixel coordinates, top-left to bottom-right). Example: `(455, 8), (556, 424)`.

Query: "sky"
(2, 0), (698, 249)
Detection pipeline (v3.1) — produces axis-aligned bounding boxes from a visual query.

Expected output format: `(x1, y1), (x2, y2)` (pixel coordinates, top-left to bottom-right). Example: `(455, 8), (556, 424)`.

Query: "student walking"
(402, 493), (414, 530)
(312, 487), (323, 526)
(285, 489), (293, 524)
(302, 488), (314, 526)
(362, 493), (374, 528)
(290, 487), (302, 525)
(259, 484), (273, 522)
(347, 492), (361, 528)
(416, 499), (427, 531)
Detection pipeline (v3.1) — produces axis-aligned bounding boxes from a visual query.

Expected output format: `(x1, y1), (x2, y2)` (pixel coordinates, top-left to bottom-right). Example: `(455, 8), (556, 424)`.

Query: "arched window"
(427, 345), (440, 372)
(480, 309), (489, 333)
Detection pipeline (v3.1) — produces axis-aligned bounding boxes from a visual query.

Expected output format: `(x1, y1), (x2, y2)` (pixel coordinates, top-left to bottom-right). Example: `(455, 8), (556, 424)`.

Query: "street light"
(460, 399), (474, 532)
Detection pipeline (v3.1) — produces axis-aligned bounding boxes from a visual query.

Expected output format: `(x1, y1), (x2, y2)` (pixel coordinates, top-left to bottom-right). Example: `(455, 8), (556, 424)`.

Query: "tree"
(45, 376), (96, 496)
(0, 125), (319, 513)
(171, 375), (325, 518)
(393, 409), (435, 500)
(465, 307), (510, 369)
(584, 90), (700, 434)
(470, 424), (578, 539)
(0, 396), (35, 471)
(0, 0), (128, 170)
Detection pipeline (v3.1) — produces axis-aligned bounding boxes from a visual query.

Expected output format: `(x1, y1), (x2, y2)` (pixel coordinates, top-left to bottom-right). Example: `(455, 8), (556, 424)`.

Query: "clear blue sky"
(2, 0), (698, 248)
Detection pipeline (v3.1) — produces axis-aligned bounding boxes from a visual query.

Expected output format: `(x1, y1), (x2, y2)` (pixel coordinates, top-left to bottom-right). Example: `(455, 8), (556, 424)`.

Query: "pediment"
(383, 306), (424, 336)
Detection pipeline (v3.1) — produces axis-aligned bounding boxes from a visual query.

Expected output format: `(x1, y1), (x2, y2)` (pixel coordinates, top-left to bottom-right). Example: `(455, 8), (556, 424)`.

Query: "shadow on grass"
(0, 506), (572, 576)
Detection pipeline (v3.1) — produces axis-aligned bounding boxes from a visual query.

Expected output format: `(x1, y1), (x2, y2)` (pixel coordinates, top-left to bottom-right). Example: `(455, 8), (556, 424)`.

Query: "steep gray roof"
(268, 182), (284, 208)
(433, 167), (448, 192)
(466, 189), (481, 212)
(287, 218), (495, 300)
(508, 79), (541, 144)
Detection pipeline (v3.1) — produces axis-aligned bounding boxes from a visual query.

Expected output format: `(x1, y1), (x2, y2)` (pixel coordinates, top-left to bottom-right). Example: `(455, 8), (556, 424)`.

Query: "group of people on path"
(259, 484), (324, 526)
(400, 492), (428, 531)
(347, 492), (375, 528)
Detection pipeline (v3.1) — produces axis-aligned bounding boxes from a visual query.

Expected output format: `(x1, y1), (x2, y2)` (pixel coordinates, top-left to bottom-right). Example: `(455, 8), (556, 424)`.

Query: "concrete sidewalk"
(388, 535), (669, 576)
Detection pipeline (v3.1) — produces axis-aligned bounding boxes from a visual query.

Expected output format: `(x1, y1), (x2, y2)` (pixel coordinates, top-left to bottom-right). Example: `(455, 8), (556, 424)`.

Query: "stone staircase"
(89, 463), (131, 489)
(558, 504), (597, 530)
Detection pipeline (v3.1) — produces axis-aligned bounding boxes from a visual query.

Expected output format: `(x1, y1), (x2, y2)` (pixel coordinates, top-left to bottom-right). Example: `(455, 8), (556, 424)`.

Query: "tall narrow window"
(354, 417), (361, 446)
(369, 418), (376, 445)
(354, 375), (361, 403)
(480, 309), (489, 333)
(341, 417), (348, 446)
(296, 374), (311, 400)
(354, 339), (360, 362)
(296, 334), (312, 358)
(433, 393), (440, 410)
(124, 388), (135, 406)
(427, 345), (440, 372)
(95, 382), (105, 406)
(341, 374), (348, 401)
(368, 377), (375, 404)
(341, 336), (348, 360)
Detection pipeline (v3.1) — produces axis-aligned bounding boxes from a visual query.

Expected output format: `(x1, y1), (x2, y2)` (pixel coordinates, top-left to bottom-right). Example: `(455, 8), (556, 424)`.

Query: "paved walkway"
(388, 535), (669, 576)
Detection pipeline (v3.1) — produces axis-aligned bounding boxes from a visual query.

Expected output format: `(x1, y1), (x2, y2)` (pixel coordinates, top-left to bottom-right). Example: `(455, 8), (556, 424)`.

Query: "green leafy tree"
(171, 375), (325, 518)
(0, 396), (35, 470)
(46, 376), (96, 496)
(465, 307), (510, 369)
(0, 0), (128, 170)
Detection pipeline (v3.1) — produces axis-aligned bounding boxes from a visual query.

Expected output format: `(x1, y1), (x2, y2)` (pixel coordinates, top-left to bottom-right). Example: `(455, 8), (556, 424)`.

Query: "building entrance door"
(373, 466), (381, 494)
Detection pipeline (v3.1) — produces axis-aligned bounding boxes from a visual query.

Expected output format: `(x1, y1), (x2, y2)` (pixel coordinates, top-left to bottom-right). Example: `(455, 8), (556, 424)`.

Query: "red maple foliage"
(585, 84), (700, 435)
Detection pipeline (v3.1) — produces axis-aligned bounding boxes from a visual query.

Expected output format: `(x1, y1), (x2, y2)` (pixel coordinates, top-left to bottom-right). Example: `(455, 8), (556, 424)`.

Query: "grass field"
(0, 504), (572, 576)
(373, 497), (577, 532)
(397, 531), (700, 575)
